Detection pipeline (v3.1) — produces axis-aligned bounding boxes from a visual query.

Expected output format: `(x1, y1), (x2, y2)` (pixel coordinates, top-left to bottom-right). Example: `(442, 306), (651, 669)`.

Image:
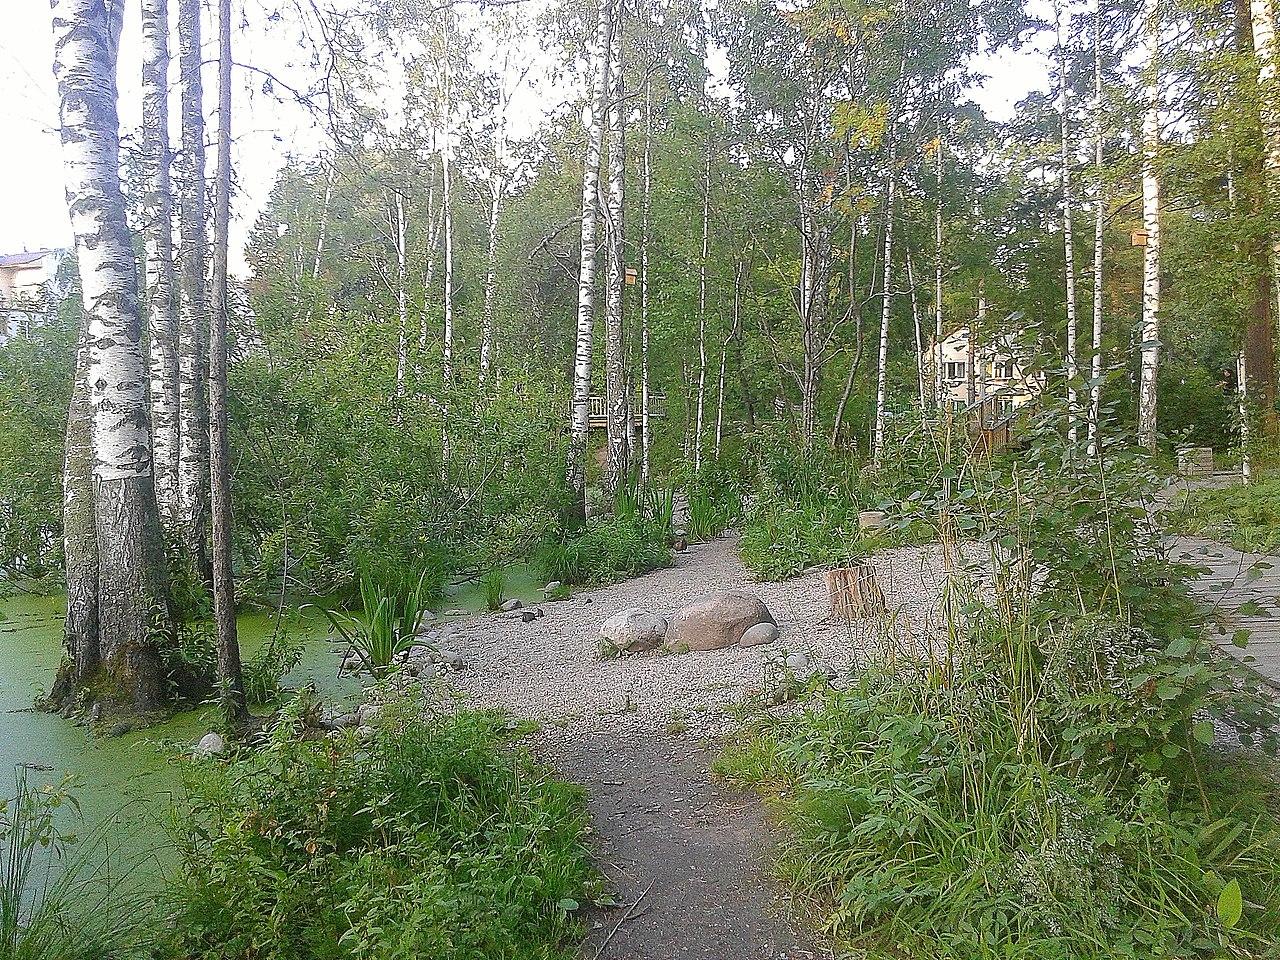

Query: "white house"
(923, 325), (1043, 420)
(0, 249), (69, 345)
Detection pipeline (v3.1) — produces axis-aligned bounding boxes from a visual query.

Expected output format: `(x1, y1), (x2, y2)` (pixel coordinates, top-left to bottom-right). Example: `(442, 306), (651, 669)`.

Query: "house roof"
(0, 250), (56, 268)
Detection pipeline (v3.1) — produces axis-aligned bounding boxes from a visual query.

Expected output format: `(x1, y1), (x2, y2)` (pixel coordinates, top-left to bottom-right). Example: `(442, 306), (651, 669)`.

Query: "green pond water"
(0, 565), (543, 874)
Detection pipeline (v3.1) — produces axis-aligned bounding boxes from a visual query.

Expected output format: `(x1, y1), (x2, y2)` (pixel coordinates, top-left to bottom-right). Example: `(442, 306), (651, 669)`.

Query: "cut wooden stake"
(827, 565), (886, 619)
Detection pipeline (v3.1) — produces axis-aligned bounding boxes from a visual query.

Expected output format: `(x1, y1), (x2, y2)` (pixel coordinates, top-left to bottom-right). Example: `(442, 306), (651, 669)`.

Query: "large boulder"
(600, 607), (668, 654)
(665, 592), (776, 652)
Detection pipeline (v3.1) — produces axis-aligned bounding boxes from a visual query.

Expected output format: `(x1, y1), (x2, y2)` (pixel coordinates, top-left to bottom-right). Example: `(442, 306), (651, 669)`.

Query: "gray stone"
(357, 703), (381, 725)
(520, 608), (539, 623)
(665, 592), (775, 652)
(438, 650), (465, 671)
(443, 608), (470, 617)
(600, 608), (668, 654)
(356, 725), (375, 740)
(543, 581), (563, 594)
(785, 651), (810, 673)
(500, 598), (523, 612)
(739, 622), (780, 648)
(858, 510), (887, 533)
(194, 732), (225, 758)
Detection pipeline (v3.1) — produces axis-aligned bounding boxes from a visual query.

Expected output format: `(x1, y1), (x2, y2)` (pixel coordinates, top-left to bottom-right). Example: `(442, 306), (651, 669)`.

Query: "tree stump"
(827, 565), (886, 619)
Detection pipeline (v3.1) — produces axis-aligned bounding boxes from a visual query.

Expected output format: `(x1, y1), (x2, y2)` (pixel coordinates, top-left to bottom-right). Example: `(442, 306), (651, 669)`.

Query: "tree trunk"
(177, 0), (211, 581)
(1058, 0), (1080, 444)
(54, 317), (98, 704)
(312, 158), (334, 280)
(906, 254), (925, 406)
(1137, 0), (1161, 452)
(694, 128), (711, 470)
(52, 0), (172, 714)
(418, 175), (441, 355)
(441, 20), (455, 462)
(141, 0), (180, 536)
(567, 0), (614, 520)
(639, 74), (653, 487)
(1089, 9), (1105, 455)
(212, 0), (246, 720)
(480, 175), (503, 388)
(935, 121), (945, 410)
(1237, 0), (1280, 442)
(393, 190), (408, 396)
(873, 144), (895, 463)
(603, 4), (629, 501)
(827, 565), (885, 619)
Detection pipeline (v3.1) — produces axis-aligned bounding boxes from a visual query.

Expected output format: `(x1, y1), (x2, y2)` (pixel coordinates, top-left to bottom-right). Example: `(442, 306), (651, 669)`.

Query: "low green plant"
(644, 483), (676, 539)
(242, 626), (305, 706)
(482, 568), (507, 611)
(166, 698), (595, 960)
(1, 768), (148, 960)
(315, 563), (437, 674)
(1169, 472), (1280, 554)
(536, 515), (671, 587)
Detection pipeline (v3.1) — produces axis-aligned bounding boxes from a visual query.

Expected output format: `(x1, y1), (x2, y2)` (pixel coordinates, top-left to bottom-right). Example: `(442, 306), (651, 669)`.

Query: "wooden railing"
(578, 393), (667, 426)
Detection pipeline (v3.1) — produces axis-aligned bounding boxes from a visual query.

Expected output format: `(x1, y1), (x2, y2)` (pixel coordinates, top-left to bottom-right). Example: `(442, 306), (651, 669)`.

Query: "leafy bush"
(317, 562), (441, 675)
(166, 699), (595, 960)
(536, 515), (671, 587)
(721, 420), (1280, 957)
(1, 769), (147, 960)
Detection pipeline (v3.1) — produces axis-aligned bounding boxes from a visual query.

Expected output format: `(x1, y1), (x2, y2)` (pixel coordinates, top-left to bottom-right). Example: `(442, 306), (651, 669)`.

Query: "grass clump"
(1169, 472), (1280, 554)
(482, 568), (507, 611)
(1, 769), (148, 960)
(537, 514), (671, 587)
(316, 561), (439, 674)
(165, 696), (595, 960)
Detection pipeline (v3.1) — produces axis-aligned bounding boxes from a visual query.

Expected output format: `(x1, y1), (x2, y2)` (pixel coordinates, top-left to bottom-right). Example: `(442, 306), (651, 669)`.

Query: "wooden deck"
(581, 394), (666, 430)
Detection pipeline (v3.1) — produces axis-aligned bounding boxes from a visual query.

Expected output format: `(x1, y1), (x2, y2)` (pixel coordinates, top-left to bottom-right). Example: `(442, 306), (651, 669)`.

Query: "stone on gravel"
(665, 592), (775, 652)
(738, 622), (779, 648)
(784, 651), (809, 673)
(500, 598), (523, 612)
(543, 581), (563, 593)
(600, 608), (668, 654)
(194, 732), (225, 758)
(520, 608), (540, 623)
(443, 608), (469, 617)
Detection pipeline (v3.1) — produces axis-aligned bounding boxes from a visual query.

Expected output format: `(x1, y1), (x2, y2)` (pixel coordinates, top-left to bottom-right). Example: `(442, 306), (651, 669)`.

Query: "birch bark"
(1137, 0), (1161, 451)
(639, 75), (653, 486)
(872, 143), (895, 462)
(1058, 0), (1080, 443)
(694, 129), (711, 470)
(177, 0), (211, 577)
(567, 0), (614, 518)
(1089, 6), (1105, 454)
(52, 0), (171, 712)
(141, 0), (180, 533)
(394, 190), (408, 395)
(603, 3), (629, 499)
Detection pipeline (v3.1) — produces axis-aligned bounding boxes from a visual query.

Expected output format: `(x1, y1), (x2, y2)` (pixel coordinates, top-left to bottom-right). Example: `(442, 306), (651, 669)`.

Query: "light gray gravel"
(409, 536), (958, 736)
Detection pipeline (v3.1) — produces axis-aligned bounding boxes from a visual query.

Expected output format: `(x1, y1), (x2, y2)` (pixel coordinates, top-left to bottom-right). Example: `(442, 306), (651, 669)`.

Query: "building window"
(944, 361), (966, 381)
(993, 360), (1014, 379)
(993, 396), (1014, 416)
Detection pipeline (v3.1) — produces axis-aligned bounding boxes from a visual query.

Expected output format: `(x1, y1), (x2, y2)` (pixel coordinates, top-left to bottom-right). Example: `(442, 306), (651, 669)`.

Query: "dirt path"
(406, 537), (951, 959)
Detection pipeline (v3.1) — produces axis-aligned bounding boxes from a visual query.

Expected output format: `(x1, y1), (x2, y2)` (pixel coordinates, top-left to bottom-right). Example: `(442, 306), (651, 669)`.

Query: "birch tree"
(872, 139), (895, 463)
(567, 0), (614, 519)
(603, 0), (630, 499)
(1088, 6), (1105, 452)
(141, 0), (180, 533)
(212, 0), (247, 719)
(1057, 0), (1080, 444)
(1137, 0), (1161, 451)
(694, 128), (712, 470)
(639, 74), (654, 485)
(178, 0), (211, 577)
(51, 0), (172, 713)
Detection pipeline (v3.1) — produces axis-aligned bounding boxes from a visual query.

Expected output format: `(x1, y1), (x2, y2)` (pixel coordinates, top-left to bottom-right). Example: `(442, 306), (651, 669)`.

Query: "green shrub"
(536, 515), (671, 587)
(166, 698), (595, 960)
(1170, 472), (1280, 554)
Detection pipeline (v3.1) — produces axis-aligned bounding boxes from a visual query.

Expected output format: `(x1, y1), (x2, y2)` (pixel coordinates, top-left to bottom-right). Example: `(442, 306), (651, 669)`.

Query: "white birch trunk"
(567, 0), (615, 516)
(441, 18), (454, 460)
(1137, 0), (1161, 451)
(177, 0), (210, 577)
(1089, 7), (1105, 455)
(141, 0), (180, 534)
(1251, 0), (1280, 272)
(479, 176), (503, 388)
(694, 129), (711, 471)
(935, 126), (945, 411)
(52, 0), (170, 711)
(1058, 1), (1080, 443)
(873, 146), (895, 462)
(313, 159), (333, 280)
(418, 177), (441, 355)
(639, 75), (652, 487)
(394, 190), (408, 396)
(906, 254), (925, 406)
(603, 6), (629, 498)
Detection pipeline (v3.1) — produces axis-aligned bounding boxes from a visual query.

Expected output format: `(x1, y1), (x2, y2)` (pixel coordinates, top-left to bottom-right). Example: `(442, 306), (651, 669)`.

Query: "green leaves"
(1217, 878), (1243, 930)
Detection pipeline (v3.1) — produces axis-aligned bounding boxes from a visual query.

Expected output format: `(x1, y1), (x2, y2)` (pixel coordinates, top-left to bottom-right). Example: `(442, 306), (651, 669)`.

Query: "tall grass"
(1, 768), (149, 960)
(317, 562), (439, 674)
(482, 568), (507, 611)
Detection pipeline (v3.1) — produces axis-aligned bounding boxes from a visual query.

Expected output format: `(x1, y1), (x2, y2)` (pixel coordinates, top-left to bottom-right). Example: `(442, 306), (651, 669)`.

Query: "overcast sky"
(0, 0), (1053, 275)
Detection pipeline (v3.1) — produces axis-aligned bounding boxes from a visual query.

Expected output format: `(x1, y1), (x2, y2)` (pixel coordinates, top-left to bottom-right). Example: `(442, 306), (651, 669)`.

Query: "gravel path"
(403, 536), (954, 960)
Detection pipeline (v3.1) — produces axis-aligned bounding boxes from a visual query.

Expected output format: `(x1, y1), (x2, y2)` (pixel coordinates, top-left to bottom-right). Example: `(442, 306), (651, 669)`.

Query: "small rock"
(108, 720), (133, 737)
(194, 732), (225, 758)
(543, 580), (563, 593)
(601, 608), (668, 654)
(858, 510), (887, 533)
(785, 651), (810, 673)
(674, 538), (688, 552)
(357, 703), (381, 725)
(355, 725), (375, 740)
(520, 608), (539, 623)
(408, 644), (434, 660)
(89, 702), (102, 724)
(443, 608), (469, 617)
(740, 622), (780, 647)
(443, 650), (466, 671)
(500, 598), (523, 612)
